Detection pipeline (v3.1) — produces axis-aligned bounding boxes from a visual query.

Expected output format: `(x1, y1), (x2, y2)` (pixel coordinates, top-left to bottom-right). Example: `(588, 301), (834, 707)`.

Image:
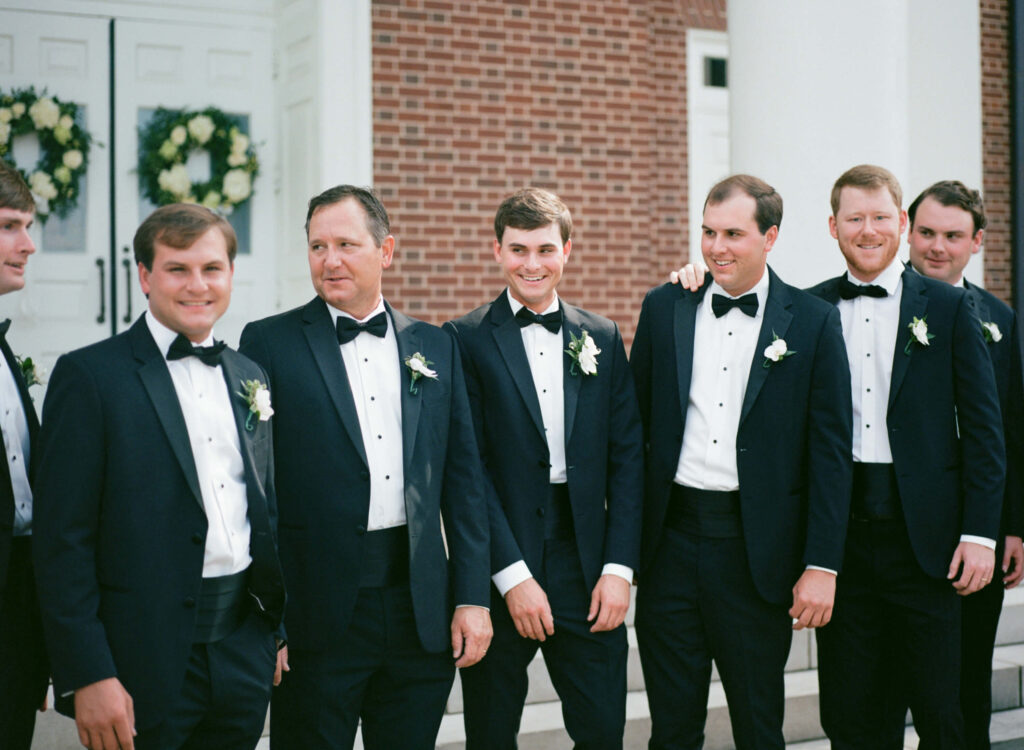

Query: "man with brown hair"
(0, 160), (47, 749)
(34, 203), (286, 750)
(635, 175), (852, 749)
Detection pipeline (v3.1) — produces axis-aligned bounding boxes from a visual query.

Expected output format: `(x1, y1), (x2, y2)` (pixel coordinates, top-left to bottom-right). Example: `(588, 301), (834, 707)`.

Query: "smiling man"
(239, 185), (490, 750)
(0, 161), (47, 750)
(445, 188), (643, 749)
(631, 174), (852, 749)
(33, 203), (286, 750)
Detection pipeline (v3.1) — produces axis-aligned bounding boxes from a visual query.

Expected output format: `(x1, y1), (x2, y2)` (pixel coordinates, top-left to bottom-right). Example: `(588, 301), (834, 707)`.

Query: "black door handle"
(95, 257), (106, 324)
(122, 248), (133, 324)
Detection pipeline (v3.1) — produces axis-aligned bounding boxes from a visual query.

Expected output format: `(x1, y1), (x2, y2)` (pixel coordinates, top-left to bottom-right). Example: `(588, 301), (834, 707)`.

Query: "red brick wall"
(980, 0), (1012, 302)
(372, 0), (727, 343)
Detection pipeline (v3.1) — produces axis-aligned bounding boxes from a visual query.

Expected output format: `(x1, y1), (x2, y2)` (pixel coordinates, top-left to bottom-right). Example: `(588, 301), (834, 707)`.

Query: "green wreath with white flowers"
(0, 87), (92, 223)
(138, 107), (259, 214)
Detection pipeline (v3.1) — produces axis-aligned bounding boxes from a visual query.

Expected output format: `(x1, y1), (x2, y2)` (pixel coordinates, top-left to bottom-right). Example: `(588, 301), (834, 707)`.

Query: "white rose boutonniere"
(16, 355), (47, 391)
(404, 352), (438, 395)
(762, 333), (796, 368)
(982, 321), (1003, 343)
(904, 315), (935, 354)
(238, 379), (274, 431)
(566, 329), (601, 376)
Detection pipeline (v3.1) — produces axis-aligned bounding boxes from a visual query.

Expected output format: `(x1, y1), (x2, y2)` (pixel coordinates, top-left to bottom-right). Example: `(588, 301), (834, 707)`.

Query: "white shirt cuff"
(805, 565), (837, 576)
(493, 560), (532, 597)
(601, 563), (634, 583)
(455, 604), (490, 612)
(960, 534), (997, 550)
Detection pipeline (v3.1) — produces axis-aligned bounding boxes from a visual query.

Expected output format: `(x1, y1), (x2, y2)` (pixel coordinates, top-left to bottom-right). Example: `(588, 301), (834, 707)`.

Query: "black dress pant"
(636, 527), (792, 750)
(817, 517), (965, 750)
(0, 537), (48, 750)
(460, 536), (628, 750)
(270, 583), (455, 750)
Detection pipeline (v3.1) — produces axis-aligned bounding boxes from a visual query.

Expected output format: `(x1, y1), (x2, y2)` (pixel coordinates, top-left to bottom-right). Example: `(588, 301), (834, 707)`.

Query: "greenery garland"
(138, 107), (259, 214)
(0, 87), (92, 223)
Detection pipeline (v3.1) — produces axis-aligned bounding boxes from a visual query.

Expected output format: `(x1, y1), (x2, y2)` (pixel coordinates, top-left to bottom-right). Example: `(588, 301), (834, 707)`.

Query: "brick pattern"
(980, 0), (1012, 302)
(372, 0), (727, 343)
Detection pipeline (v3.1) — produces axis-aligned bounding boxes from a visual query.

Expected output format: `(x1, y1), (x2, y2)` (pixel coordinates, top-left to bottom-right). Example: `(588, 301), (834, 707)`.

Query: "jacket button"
(536, 507), (545, 517)
(356, 525), (366, 535)
(360, 471), (370, 481)
(183, 597), (195, 608)
(537, 460), (549, 468)
(191, 533), (203, 545)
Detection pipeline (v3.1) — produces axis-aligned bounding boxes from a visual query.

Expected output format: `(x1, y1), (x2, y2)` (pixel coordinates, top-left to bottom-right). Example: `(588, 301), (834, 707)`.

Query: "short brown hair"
(133, 203), (237, 270)
(704, 174), (782, 234)
(830, 164), (903, 215)
(304, 185), (390, 245)
(0, 161), (35, 213)
(908, 180), (986, 235)
(494, 187), (572, 244)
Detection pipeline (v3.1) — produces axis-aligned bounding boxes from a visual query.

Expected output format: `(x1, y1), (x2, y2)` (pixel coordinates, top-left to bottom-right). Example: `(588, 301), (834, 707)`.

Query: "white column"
(726, 0), (983, 288)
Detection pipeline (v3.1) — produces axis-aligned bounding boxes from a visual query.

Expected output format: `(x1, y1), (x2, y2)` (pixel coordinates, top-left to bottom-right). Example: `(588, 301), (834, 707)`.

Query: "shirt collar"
(706, 267), (770, 319)
(506, 289), (560, 317)
(145, 308), (215, 360)
(845, 257), (904, 296)
(327, 296), (387, 325)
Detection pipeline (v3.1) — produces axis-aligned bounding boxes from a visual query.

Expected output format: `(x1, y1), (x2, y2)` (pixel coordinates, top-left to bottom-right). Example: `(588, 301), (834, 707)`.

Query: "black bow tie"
(515, 306), (563, 334)
(336, 312), (388, 344)
(838, 277), (888, 300)
(711, 293), (758, 318)
(167, 334), (226, 367)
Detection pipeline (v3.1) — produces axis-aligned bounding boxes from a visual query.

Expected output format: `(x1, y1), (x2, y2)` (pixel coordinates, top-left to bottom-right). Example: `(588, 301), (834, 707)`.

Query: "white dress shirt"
(0, 347), (32, 536)
(328, 298), (407, 531)
(146, 311), (252, 577)
(493, 291), (632, 596)
(837, 259), (993, 549)
(675, 273), (769, 490)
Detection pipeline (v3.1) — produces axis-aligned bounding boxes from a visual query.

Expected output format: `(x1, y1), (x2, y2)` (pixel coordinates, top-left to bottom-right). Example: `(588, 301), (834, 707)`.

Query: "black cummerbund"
(666, 484), (743, 539)
(194, 567), (249, 644)
(359, 525), (410, 588)
(850, 462), (901, 521)
(545, 484), (574, 541)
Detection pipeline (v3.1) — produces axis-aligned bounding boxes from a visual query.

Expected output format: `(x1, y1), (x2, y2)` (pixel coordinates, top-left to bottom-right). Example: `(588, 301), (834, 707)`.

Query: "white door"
(0, 9), (111, 374)
(687, 29), (730, 264)
(113, 18), (276, 346)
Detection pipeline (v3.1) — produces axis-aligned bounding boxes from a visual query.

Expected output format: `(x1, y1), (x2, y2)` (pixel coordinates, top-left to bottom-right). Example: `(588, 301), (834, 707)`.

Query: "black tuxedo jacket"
(444, 293), (643, 591)
(962, 279), (1023, 538)
(0, 327), (39, 593)
(240, 298), (489, 653)
(807, 268), (1005, 577)
(32, 317), (284, 730)
(631, 269), (854, 606)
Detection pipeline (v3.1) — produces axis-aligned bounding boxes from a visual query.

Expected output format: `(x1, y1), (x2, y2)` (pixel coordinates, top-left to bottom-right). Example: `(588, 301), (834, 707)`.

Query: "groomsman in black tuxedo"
(445, 188), (643, 749)
(632, 175), (853, 749)
(887, 180), (1023, 749)
(240, 185), (491, 750)
(33, 204), (286, 750)
(806, 166), (1005, 749)
(0, 161), (48, 749)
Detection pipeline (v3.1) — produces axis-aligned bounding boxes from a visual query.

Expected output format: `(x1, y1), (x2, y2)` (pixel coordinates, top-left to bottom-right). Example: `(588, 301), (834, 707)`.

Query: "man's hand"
(505, 577), (555, 641)
(789, 569), (836, 630)
(74, 677), (136, 750)
(451, 605), (493, 668)
(274, 645), (289, 686)
(1003, 535), (1024, 589)
(587, 574), (631, 633)
(948, 541), (996, 595)
(669, 262), (708, 291)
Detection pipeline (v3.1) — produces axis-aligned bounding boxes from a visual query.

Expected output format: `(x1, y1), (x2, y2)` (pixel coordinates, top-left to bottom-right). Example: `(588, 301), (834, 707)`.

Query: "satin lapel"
(561, 303), (583, 445)
(673, 288), (703, 419)
(219, 352), (261, 492)
(964, 282), (989, 323)
(389, 304), (422, 478)
(740, 273), (793, 426)
(889, 270), (928, 412)
(132, 321), (204, 509)
(491, 299), (547, 443)
(302, 299), (368, 468)
(0, 335), (38, 439)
